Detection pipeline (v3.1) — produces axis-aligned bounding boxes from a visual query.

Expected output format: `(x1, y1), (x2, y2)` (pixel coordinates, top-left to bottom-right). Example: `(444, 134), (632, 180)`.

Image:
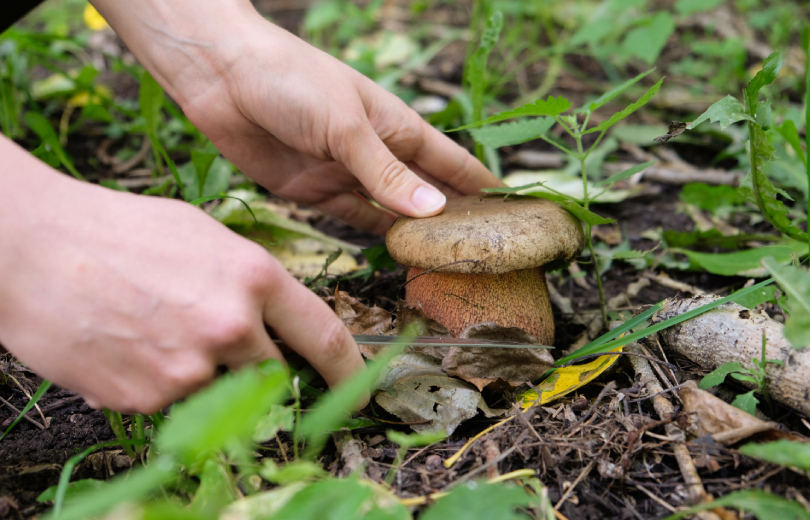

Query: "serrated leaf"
(687, 95), (756, 131)
(468, 117), (555, 148)
(745, 52), (782, 116)
(699, 362), (746, 389)
(732, 390), (759, 416)
(762, 258), (810, 348)
(740, 439), (810, 471)
(448, 96), (572, 131)
(583, 78), (664, 134)
(577, 68), (655, 114)
(661, 490), (810, 520)
(467, 11), (504, 126)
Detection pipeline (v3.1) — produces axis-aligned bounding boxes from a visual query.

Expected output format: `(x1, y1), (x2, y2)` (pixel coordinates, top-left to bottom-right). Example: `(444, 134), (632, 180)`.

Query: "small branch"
(0, 395), (46, 430)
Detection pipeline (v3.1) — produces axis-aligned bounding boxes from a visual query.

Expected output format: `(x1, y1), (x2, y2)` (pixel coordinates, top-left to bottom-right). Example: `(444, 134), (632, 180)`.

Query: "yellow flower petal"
(83, 4), (109, 31)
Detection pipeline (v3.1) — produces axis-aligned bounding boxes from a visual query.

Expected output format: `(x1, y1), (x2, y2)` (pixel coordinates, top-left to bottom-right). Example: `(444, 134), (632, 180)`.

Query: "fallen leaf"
(679, 380), (797, 445)
(442, 323), (554, 390)
(325, 290), (395, 358)
(653, 121), (687, 144)
(374, 352), (504, 434)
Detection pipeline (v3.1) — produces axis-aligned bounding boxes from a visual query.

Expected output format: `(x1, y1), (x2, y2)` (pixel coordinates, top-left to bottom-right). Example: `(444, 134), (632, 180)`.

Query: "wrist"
(89, 0), (265, 109)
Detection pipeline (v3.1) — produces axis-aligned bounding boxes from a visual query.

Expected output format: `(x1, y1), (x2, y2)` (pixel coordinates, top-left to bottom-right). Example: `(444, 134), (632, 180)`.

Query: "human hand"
(91, 0), (504, 235)
(0, 139), (364, 413)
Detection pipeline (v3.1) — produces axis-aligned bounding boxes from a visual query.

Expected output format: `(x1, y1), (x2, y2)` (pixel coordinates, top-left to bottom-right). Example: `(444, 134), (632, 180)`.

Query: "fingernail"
(411, 186), (446, 214)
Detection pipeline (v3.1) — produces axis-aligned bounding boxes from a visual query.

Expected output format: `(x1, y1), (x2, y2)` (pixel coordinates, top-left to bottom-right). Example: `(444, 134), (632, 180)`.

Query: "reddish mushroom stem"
(405, 266), (555, 345)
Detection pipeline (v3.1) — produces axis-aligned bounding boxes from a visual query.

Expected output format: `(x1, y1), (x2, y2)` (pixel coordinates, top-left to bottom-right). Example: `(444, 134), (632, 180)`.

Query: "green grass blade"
(556, 278), (774, 366)
(804, 26), (810, 252)
(0, 379), (52, 442)
(660, 489), (810, 520)
(189, 195), (258, 225)
(24, 113), (86, 181)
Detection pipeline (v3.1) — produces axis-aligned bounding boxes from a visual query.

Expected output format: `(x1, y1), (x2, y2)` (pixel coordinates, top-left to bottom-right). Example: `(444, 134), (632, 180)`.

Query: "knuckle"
(376, 159), (411, 193)
(316, 319), (355, 363)
(207, 313), (255, 347)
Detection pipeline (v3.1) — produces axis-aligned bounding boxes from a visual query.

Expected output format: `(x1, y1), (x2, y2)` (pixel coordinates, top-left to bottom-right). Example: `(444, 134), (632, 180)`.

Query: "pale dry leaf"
(325, 290), (394, 358)
(373, 352), (503, 434)
(680, 380), (797, 445)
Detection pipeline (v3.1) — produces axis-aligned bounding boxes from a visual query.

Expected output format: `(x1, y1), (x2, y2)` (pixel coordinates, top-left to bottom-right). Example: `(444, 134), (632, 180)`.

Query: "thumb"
(334, 122), (446, 217)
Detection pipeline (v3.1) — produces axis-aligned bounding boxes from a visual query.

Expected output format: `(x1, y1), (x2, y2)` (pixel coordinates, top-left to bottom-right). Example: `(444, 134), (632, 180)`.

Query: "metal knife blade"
(351, 335), (553, 349)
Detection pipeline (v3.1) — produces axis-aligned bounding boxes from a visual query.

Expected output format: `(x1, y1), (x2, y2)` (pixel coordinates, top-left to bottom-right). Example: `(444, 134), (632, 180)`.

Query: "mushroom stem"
(405, 266), (555, 345)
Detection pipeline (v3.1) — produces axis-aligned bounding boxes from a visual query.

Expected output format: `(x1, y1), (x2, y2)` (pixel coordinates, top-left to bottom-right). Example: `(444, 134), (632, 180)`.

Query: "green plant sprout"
(698, 330), (784, 416)
(450, 68), (663, 324)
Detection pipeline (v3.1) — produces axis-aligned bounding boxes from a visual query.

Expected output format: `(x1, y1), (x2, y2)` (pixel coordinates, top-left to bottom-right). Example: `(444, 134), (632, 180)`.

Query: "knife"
(350, 335), (553, 349)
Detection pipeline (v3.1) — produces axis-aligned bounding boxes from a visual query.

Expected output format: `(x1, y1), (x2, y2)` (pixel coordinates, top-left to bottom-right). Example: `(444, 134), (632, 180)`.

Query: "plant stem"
(385, 446), (408, 486)
(577, 135), (608, 325)
(804, 29), (809, 251)
(102, 409), (136, 459)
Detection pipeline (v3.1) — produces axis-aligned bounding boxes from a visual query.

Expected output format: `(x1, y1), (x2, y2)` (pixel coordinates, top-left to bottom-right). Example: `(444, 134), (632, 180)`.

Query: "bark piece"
(653, 295), (810, 416)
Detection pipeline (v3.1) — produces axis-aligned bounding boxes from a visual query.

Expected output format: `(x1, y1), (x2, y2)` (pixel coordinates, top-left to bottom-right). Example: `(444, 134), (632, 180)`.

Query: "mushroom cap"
(386, 195), (585, 275)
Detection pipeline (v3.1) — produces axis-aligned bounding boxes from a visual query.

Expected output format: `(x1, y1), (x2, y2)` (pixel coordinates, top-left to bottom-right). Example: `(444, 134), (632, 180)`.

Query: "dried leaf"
(325, 290), (394, 358)
(679, 381), (796, 445)
(653, 121), (687, 144)
(442, 324), (554, 390)
(374, 352), (503, 434)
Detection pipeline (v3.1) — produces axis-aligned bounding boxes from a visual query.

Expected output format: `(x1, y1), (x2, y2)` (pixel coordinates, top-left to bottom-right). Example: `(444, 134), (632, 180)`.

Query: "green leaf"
(421, 482), (533, 520)
(190, 459), (238, 513)
(0, 380), (51, 442)
(679, 183), (746, 212)
(731, 285), (779, 309)
(583, 78), (664, 134)
(191, 151), (218, 199)
(593, 160), (655, 188)
(299, 343), (406, 458)
(466, 11), (503, 125)
(157, 363), (289, 464)
(549, 197), (615, 226)
(671, 240), (807, 277)
(253, 404), (295, 443)
(732, 390), (760, 415)
(468, 117), (555, 148)
(687, 95), (756, 131)
(180, 156), (233, 202)
(387, 430), (446, 449)
(37, 479), (106, 503)
(24, 112), (86, 181)
(621, 13), (676, 65)
(578, 69), (655, 114)
(139, 72), (164, 139)
(259, 460), (327, 485)
(674, 0), (726, 16)
(448, 96), (572, 131)
(663, 229), (780, 250)
(43, 456), (179, 520)
(776, 120), (807, 166)
(740, 439), (810, 470)
(762, 258), (810, 348)
(699, 362), (746, 389)
(661, 490), (810, 520)
(745, 52), (782, 116)
(272, 478), (410, 520)
(31, 143), (61, 168)
(361, 244), (397, 273)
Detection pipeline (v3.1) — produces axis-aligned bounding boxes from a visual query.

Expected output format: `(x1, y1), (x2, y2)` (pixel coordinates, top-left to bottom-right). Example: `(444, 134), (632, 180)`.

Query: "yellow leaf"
(83, 4), (109, 31)
(516, 345), (622, 410)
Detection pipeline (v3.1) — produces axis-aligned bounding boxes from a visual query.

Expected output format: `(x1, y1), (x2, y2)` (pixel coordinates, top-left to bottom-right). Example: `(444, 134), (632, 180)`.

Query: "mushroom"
(386, 195), (585, 346)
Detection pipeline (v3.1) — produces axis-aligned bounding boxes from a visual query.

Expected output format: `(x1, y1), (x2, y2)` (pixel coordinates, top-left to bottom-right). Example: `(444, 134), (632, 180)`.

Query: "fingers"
(312, 191), (398, 236)
(261, 262), (366, 389)
(332, 123), (448, 218)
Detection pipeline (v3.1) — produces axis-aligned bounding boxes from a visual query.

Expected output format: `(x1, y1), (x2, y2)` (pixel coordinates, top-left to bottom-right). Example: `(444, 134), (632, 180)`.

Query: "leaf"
(157, 362), (289, 464)
(740, 439), (810, 471)
(448, 96), (572, 131)
(554, 198), (615, 225)
(179, 156), (233, 202)
(299, 342), (406, 457)
(24, 112), (86, 181)
(776, 120), (807, 166)
(762, 258), (810, 348)
(466, 11), (503, 124)
(730, 285), (778, 309)
(731, 390), (760, 416)
(583, 78), (664, 134)
(37, 479), (106, 503)
(678, 183), (745, 212)
(191, 459), (238, 513)
(664, 230), (780, 250)
(259, 460), (327, 485)
(579, 68), (655, 114)
(621, 13), (676, 65)
(387, 429), (446, 449)
(468, 117), (555, 148)
(191, 151), (218, 199)
(671, 240), (808, 277)
(420, 481), (533, 520)
(697, 362), (739, 385)
(593, 160), (655, 188)
(687, 95), (756, 131)
(517, 346), (622, 408)
(674, 0), (726, 15)
(43, 456), (179, 520)
(745, 52), (782, 116)
(374, 352), (486, 434)
(272, 478), (409, 520)
(661, 490), (810, 520)
(253, 404), (295, 443)
(139, 72), (164, 139)
(500, 171), (633, 203)
(361, 244), (397, 274)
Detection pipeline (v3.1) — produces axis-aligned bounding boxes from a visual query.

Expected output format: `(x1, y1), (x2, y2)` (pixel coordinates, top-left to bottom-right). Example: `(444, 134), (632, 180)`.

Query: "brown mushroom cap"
(386, 195), (585, 274)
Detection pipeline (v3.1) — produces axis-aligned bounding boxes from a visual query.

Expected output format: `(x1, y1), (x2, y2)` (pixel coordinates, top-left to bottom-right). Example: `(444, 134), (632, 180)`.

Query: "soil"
(2, 0), (809, 518)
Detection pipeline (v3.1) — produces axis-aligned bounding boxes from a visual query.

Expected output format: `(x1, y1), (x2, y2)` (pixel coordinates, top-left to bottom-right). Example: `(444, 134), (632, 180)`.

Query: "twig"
(631, 482), (677, 512)
(7, 375), (47, 427)
(627, 382), (690, 404)
(0, 395), (46, 430)
(401, 260), (481, 289)
(554, 459), (595, 510)
(0, 395), (84, 428)
(450, 446), (518, 487)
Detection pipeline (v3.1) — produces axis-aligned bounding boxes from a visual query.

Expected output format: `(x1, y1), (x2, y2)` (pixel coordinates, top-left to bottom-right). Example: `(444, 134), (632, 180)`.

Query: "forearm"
(88, 0), (266, 108)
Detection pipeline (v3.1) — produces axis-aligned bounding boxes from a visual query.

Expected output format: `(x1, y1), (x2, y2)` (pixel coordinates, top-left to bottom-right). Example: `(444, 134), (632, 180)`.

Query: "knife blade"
(350, 335), (553, 349)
